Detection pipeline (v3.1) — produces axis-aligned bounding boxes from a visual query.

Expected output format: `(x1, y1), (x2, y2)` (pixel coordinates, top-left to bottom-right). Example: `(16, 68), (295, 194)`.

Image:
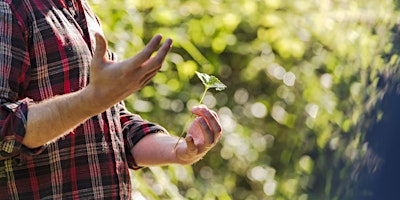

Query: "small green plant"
(174, 71), (227, 149)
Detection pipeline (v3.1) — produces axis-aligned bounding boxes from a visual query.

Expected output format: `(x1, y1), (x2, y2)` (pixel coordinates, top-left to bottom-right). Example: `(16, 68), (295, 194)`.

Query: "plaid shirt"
(0, 0), (166, 199)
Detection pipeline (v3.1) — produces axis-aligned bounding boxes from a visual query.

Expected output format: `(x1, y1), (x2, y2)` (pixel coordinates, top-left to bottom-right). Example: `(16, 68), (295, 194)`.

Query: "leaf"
(195, 71), (227, 91)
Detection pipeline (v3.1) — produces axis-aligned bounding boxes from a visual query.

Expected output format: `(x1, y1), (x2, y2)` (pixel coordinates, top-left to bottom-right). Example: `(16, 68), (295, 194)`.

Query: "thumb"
(185, 136), (198, 154)
(92, 33), (108, 66)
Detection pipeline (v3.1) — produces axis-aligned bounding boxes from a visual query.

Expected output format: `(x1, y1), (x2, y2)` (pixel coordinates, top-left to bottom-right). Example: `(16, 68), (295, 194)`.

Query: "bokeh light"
(91, 0), (398, 199)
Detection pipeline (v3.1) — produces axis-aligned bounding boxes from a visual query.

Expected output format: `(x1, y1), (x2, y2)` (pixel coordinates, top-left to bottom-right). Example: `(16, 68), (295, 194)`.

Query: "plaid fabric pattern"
(0, 0), (166, 199)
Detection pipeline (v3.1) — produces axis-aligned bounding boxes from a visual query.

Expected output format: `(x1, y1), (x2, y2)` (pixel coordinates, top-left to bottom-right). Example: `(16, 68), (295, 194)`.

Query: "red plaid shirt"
(0, 0), (166, 199)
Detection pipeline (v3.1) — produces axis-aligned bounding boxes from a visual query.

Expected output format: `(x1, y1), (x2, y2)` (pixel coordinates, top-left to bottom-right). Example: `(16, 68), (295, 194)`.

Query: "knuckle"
(215, 126), (222, 133)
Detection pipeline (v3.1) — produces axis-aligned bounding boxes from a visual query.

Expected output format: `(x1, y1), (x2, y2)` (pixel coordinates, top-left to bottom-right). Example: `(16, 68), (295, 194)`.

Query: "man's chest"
(20, 0), (105, 99)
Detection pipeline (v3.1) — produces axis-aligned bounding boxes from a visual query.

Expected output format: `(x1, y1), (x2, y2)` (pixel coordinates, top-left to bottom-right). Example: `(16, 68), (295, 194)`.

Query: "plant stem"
(198, 86), (209, 105)
(173, 87), (209, 150)
(173, 116), (192, 149)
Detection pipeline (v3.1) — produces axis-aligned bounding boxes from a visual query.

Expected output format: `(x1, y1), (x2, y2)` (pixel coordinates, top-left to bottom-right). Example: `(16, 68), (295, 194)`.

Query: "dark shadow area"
(355, 26), (400, 200)
(357, 81), (400, 200)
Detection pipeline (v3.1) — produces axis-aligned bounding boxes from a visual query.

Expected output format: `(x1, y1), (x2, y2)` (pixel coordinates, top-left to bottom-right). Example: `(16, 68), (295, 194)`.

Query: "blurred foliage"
(90, 0), (400, 199)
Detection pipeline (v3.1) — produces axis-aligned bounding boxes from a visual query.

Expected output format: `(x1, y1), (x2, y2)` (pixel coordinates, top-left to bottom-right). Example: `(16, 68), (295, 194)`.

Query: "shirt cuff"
(0, 98), (45, 160)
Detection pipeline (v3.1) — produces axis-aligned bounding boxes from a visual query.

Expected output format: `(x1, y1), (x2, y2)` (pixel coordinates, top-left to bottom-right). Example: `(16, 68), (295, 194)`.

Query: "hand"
(175, 105), (222, 165)
(87, 33), (172, 111)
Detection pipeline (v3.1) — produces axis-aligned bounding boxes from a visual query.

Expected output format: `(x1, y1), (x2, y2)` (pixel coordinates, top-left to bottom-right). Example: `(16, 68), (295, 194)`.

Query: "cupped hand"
(87, 33), (172, 110)
(175, 105), (223, 165)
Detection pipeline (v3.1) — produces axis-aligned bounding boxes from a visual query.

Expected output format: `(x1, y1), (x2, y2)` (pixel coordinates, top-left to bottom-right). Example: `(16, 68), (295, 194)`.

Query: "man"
(0, 0), (222, 199)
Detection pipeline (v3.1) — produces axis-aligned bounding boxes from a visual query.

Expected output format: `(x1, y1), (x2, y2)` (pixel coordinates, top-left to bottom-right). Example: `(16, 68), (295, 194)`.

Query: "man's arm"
(22, 34), (172, 148)
(23, 87), (97, 148)
(131, 105), (222, 166)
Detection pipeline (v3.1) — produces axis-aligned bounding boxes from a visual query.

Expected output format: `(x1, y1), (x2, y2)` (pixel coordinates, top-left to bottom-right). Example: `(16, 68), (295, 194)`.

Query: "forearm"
(22, 87), (100, 148)
(131, 133), (189, 166)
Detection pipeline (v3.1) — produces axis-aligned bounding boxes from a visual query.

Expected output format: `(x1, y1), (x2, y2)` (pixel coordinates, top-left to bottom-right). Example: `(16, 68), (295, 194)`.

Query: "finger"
(185, 135), (198, 154)
(210, 109), (220, 121)
(139, 69), (159, 87)
(92, 33), (108, 67)
(137, 64), (161, 86)
(137, 38), (172, 85)
(191, 105), (208, 115)
(209, 110), (222, 141)
(129, 35), (164, 67)
(192, 106), (222, 134)
(151, 38), (173, 65)
(197, 117), (215, 145)
(140, 38), (173, 71)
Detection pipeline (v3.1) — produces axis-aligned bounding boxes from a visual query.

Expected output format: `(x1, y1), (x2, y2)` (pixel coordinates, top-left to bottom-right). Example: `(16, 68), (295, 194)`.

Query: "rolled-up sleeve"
(0, 98), (44, 160)
(118, 103), (168, 170)
(0, 2), (42, 160)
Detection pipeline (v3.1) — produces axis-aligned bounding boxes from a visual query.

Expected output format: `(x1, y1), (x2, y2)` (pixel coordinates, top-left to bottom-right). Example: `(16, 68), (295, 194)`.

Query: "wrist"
(175, 142), (189, 165)
(175, 139), (202, 165)
(76, 86), (109, 116)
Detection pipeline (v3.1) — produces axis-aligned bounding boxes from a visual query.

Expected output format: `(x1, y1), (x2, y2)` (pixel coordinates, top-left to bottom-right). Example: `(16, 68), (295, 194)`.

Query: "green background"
(90, 0), (400, 199)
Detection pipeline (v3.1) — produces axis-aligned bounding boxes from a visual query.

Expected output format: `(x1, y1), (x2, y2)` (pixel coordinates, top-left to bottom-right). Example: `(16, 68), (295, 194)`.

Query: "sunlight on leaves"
(195, 71), (227, 92)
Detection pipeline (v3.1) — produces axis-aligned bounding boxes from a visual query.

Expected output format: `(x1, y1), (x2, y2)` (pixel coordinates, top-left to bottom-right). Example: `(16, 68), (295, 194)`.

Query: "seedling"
(174, 71), (227, 149)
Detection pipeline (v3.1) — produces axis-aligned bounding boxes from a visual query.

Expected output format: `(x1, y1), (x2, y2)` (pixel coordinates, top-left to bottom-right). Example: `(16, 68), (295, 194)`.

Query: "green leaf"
(195, 71), (227, 91)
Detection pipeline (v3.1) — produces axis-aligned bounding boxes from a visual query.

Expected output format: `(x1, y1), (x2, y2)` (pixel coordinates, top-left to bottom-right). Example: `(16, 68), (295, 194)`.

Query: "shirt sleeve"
(0, 2), (44, 161)
(117, 102), (168, 170)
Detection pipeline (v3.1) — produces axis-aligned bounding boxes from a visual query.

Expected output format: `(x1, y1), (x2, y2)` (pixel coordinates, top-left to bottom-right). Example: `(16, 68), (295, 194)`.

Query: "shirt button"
(66, 0), (73, 7)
